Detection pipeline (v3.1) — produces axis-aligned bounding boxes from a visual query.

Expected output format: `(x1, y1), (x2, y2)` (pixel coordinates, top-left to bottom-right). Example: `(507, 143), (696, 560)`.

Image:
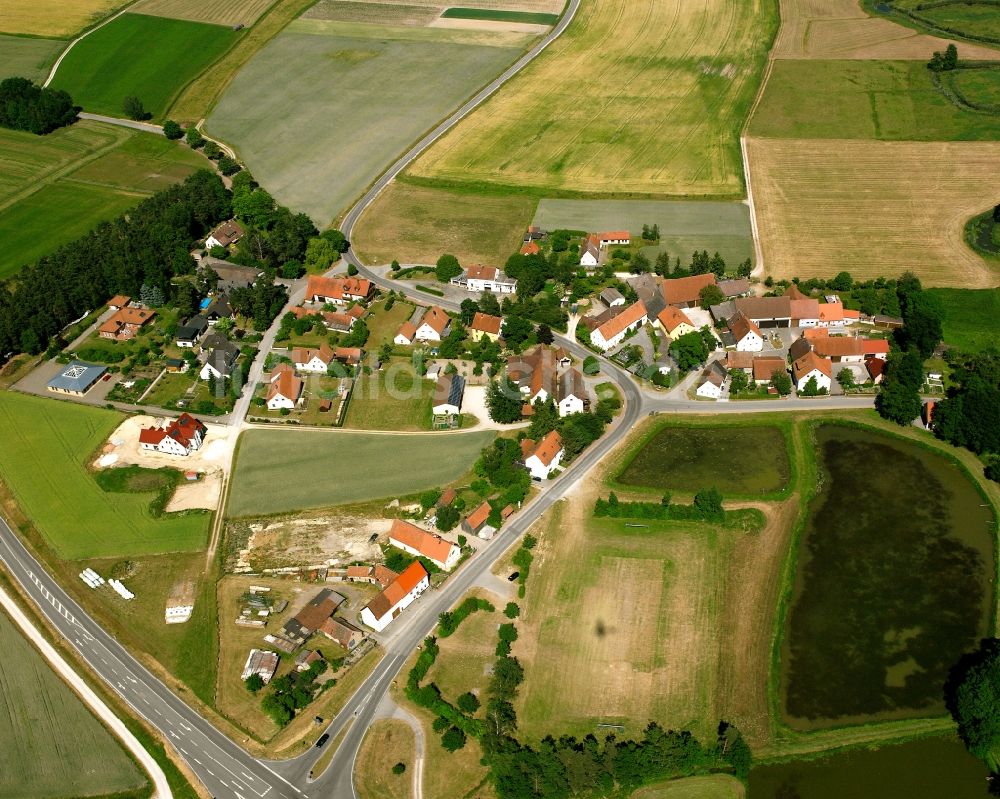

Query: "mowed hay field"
(0, 121), (211, 278)
(129, 0), (278, 26)
(747, 138), (1000, 287)
(50, 14), (240, 119)
(0, 35), (63, 83)
(354, 181), (535, 265)
(355, 719), (415, 799)
(228, 429), (494, 516)
(0, 613), (147, 799)
(0, 393), (210, 559)
(0, 0), (123, 37)
(772, 0), (1000, 60)
(630, 775), (746, 799)
(407, 0), (778, 197)
(207, 21), (524, 226)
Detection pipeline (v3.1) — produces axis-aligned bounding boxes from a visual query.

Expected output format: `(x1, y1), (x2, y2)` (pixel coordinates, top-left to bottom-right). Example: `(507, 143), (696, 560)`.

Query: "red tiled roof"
(471, 312), (502, 335)
(521, 429), (562, 466)
(729, 311), (761, 343)
(520, 241), (540, 255)
(389, 519), (456, 565)
(292, 344), (334, 366)
(108, 294), (130, 308)
(396, 321), (417, 341)
(465, 501), (491, 531)
(419, 306), (451, 335)
(466, 265), (498, 281)
(306, 275), (373, 301)
(366, 561), (429, 620)
(595, 300), (646, 342)
(662, 274), (716, 306)
(373, 565), (398, 588)
(813, 337), (889, 358)
(598, 230), (630, 240)
(790, 299), (821, 320)
(347, 565), (372, 579)
(752, 357), (785, 382)
(139, 428), (166, 445)
(267, 363), (303, 404)
(793, 351), (832, 381)
(656, 306), (693, 334)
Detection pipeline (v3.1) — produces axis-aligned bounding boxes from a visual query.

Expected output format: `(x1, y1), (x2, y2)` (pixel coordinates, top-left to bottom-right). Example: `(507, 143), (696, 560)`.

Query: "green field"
(0, 34), (62, 82)
(927, 287), (1000, 352)
(228, 428), (495, 516)
(0, 612), (148, 799)
(207, 19), (523, 226)
(441, 7), (558, 23)
(0, 393), (210, 560)
(883, 0), (1000, 43)
(630, 775), (746, 799)
(616, 422), (791, 497)
(50, 13), (239, 119)
(533, 199), (754, 267)
(947, 65), (1000, 109)
(343, 358), (435, 431)
(749, 60), (1000, 140)
(0, 121), (210, 278)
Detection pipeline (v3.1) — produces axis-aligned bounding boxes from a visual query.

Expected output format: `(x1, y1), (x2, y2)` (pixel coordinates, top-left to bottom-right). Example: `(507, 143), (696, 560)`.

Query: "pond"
(782, 424), (995, 728)
(749, 735), (988, 798)
(617, 424), (790, 495)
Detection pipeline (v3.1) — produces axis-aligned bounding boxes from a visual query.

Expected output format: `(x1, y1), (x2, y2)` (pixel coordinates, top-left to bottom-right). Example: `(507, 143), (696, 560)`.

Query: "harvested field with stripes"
(129, 0), (278, 26)
(772, 0), (1000, 59)
(305, 0), (565, 18)
(407, 0), (778, 197)
(747, 137), (1000, 287)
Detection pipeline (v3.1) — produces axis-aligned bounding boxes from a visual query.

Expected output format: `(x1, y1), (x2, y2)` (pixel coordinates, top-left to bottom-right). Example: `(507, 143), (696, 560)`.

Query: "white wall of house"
(199, 363), (223, 381)
(591, 319), (642, 352)
(295, 358), (329, 374)
(796, 369), (832, 392)
(388, 536), (460, 571)
(415, 322), (447, 342)
(580, 251), (598, 268)
(526, 449), (563, 480)
(157, 437), (191, 456)
(433, 401), (460, 416)
(360, 574), (430, 631)
(267, 393), (296, 411)
(467, 278), (516, 294)
(393, 332), (412, 346)
(735, 331), (764, 352)
(558, 395), (585, 417)
(696, 380), (722, 400)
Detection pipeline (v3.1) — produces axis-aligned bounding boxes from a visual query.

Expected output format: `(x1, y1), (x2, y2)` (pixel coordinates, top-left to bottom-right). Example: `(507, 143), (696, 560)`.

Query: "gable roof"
(388, 519), (457, 564)
(717, 278), (750, 297)
(558, 368), (586, 403)
(657, 305), (694, 335)
(729, 311), (761, 342)
(373, 565), (398, 588)
(734, 296), (792, 320)
(789, 298), (821, 320)
(396, 321), (417, 341)
(418, 306), (451, 335)
(600, 287), (624, 305)
(793, 351), (832, 381)
(466, 265), (498, 281)
(521, 429), (563, 466)
(433, 373), (464, 409)
(292, 344), (334, 367)
(726, 350), (754, 370)
(364, 561), (429, 621)
(752, 357), (786, 382)
(465, 500), (491, 531)
(306, 275), (372, 301)
(783, 283), (809, 301)
(470, 312), (502, 335)
(598, 230), (630, 240)
(267, 363), (303, 403)
(812, 337), (889, 359)
(320, 616), (363, 647)
(520, 240), (540, 255)
(662, 274), (716, 307)
(595, 300), (646, 342)
(207, 219), (244, 246)
(699, 360), (727, 387)
(788, 336), (813, 362)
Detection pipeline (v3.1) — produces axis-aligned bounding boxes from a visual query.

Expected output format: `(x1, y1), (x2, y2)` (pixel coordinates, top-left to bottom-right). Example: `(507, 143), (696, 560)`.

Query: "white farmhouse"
(360, 562), (430, 632)
(387, 519), (461, 571)
(792, 351), (833, 392)
(521, 430), (564, 480)
(695, 362), (727, 400)
(730, 312), (763, 352)
(451, 265), (517, 294)
(589, 300), (647, 352)
(138, 413), (206, 457)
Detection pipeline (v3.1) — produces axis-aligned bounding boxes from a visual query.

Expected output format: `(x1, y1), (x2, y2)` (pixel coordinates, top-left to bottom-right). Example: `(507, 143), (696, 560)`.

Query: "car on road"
(315, 733), (330, 748)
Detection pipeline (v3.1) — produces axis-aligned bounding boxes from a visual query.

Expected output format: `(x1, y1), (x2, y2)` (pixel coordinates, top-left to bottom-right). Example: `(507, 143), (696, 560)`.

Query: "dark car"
(315, 733), (330, 748)
(507, 571), (520, 582)
(369, 533), (379, 543)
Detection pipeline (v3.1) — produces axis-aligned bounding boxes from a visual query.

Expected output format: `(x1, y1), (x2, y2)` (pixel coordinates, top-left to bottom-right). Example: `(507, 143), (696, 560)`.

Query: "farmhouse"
(205, 219), (244, 250)
(655, 306), (696, 339)
(46, 361), (107, 396)
(597, 231), (630, 247)
(733, 296), (792, 327)
(321, 310), (356, 333)
(695, 361), (728, 399)
(792, 351), (833, 392)
(521, 430), (564, 480)
(333, 347), (362, 366)
(524, 225), (547, 242)
(360, 561), (430, 632)
(509, 345), (558, 403)
(788, 335), (812, 362)
(730, 312), (764, 352)
(600, 287), (625, 308)
(812, 336), (890, 363)
(394, 306), (451, 345)
(280, 588), (345, 646)
(98, 306), (155, 341)
(199, 342), (239, 380)
(451, 265), (517, 294)
(752, 356), (786, 385)
(138, 413), (206, 456)
(662, 274), (717, 309)
(266, 364), (303, 410)
(557, 368), (588, 417)
(717, 278), (751, 298)
(867, 358), (885, 384)
(726, 351), (754, 373)
(388, 519), (461, 571)
(433, 373), (465, 416)
(305, 275), (374, 305)
(579, 234), (601, 268)
(241, 649), (278, 684)
(319, 616), (365, 651)
(292, 344), (335, 373)
(590, 300), (647, 352)
(462, 500), (492, 537)
(469, 312), (503, 342)
(630, 274), (667, 318)
(176, 315), (209, 348)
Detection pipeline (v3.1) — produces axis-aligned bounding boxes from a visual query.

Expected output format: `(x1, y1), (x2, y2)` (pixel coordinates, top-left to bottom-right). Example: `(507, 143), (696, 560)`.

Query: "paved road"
(78, 112), (164, 135)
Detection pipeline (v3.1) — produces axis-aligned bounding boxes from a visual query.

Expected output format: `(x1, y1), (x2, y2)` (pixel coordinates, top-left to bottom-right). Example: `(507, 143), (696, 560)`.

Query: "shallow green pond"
(749, 735), (988, 798)
(617, 425), (790, 495)
(782, 425), (995, 728)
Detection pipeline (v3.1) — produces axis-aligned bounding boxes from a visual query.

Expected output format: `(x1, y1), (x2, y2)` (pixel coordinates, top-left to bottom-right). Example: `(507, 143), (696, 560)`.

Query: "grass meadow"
(0, 393), (210, 559)
(746, 137), (1000, 287)
(0, 0), (124, 37)
(0, 35), (62, 82)
(227, 428), (494, 516)
(749, 60), (1000, 140)
(630, 775), (746, 799)
(355, 720), (415, 799)
(51, 13), (239, 119)
(343, 359), (435, 431)
(884, 0), (1000, 44)
(128, 0), (278, 26)
(408, 0), (779, 197)
(207, 20), (523, 226)
(927, 287), (1000, 352)
(441, 7), (558, 23)
(0, 121), (210, 278)
(0, 613), (148, 799)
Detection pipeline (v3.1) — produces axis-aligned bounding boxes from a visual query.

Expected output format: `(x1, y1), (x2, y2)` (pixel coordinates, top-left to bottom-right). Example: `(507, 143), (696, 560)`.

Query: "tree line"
(0, 77), (78, 135)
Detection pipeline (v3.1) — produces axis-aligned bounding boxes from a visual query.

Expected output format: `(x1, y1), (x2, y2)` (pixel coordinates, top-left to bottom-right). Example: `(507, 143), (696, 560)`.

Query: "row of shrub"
(437, 596), (494, 637)
(594, 489), (726, 524)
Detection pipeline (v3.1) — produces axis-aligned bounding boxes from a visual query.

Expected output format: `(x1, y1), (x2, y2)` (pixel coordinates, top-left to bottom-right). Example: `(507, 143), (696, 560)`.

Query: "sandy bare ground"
(747, 137), (1000, 288)
(773, 0), (1000, 60)
(429, 17), (549, 34)
(165, 473), (222, 512)
(94, 415), (237, 475)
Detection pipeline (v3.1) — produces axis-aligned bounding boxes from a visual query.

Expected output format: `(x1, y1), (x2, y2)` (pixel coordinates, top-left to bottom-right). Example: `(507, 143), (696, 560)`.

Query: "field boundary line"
(0, 582), (173, 799)
(43, 1), (143, 88)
